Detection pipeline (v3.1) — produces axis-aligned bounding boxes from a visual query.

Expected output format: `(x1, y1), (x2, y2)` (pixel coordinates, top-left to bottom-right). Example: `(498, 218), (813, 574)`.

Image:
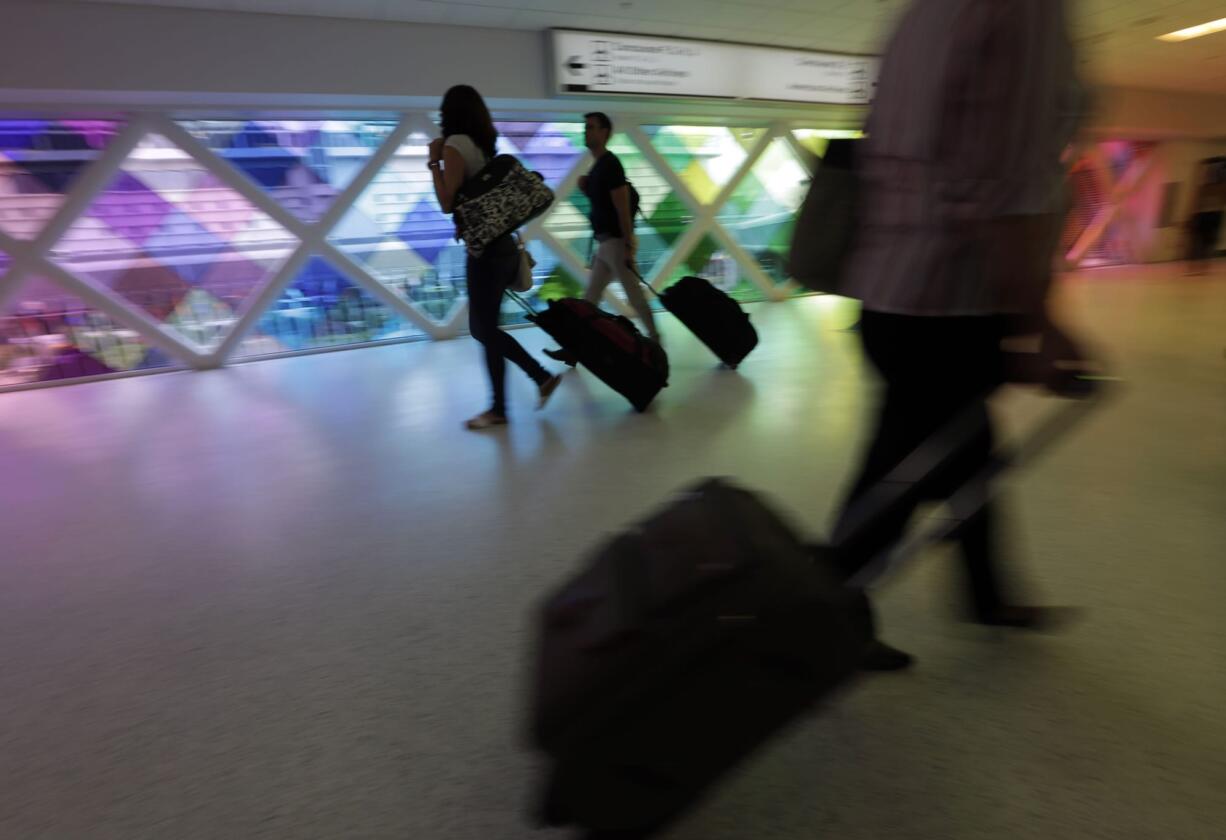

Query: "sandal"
(537, 374), (563, 410)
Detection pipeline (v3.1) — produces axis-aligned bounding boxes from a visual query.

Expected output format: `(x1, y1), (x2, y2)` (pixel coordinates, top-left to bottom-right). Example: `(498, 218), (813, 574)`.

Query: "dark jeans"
(466, 235), (549, 416)
(1188, 211), (1223, 263)
(832, 310), (1011, 620)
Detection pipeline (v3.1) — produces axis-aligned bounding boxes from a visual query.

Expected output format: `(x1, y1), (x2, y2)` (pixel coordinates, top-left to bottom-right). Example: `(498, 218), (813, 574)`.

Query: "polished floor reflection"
(0, 265), (1223, 839)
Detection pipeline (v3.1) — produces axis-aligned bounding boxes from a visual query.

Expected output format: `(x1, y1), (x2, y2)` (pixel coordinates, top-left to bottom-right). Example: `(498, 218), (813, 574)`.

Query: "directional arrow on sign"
(566, 56), (587, 75)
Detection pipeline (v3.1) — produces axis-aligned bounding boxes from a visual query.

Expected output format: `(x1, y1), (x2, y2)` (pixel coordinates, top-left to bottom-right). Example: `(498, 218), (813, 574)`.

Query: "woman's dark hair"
(440, 85), (498, 160)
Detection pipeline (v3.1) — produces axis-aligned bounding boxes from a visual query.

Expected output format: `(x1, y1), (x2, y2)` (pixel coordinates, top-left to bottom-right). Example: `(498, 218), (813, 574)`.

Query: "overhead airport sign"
(552, 29), (877, 106)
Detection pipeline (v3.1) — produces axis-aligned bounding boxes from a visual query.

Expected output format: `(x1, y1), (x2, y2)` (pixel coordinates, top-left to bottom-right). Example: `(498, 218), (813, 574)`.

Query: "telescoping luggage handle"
(623, 260), (664, 301)
(506, 288), (536, 318)
(508, 259), (661, 314)
(844, 373), (1120, 590)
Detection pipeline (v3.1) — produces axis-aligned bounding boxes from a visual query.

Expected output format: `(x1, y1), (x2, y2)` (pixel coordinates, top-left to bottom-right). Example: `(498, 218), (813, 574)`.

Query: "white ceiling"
(71, 0), (1226, 95)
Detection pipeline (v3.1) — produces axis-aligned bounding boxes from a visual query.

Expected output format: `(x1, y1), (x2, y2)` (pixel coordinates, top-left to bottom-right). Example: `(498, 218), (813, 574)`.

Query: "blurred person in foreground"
(832, 0), (1093, 670)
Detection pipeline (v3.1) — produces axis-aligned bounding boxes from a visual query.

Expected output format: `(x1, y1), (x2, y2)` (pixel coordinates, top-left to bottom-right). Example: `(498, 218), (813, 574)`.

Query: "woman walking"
(429, 84), (562, 430)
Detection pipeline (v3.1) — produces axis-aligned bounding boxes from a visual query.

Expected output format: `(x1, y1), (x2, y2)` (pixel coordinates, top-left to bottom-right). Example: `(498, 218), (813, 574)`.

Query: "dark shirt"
(583, 151), (627, 238)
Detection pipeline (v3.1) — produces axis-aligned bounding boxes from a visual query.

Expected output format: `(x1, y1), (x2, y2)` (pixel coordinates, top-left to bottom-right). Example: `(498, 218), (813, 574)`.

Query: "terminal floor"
(1, 265), (1223, 839)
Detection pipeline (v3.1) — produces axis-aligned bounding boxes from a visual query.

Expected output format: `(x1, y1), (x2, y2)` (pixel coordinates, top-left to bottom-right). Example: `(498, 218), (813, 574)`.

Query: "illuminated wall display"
(0, 116), (842, 389)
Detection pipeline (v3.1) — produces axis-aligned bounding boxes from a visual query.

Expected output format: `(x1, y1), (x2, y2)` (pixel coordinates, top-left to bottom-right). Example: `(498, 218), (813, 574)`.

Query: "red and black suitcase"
(515, 293), (669, 413)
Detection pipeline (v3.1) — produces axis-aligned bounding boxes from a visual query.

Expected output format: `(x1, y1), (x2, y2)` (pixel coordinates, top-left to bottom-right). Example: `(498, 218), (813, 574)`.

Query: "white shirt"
(444, 134), (488, 183)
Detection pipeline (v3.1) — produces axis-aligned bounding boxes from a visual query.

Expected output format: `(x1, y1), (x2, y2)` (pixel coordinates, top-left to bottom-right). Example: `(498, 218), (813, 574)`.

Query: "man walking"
(546, 112), (659, 364)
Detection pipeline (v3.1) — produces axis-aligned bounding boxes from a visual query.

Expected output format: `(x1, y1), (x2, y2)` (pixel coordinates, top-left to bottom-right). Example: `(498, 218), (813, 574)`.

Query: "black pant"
(1188, 211), (1223, 263)
(466, 236), (549, 416)
(832, 311), (1010, 620)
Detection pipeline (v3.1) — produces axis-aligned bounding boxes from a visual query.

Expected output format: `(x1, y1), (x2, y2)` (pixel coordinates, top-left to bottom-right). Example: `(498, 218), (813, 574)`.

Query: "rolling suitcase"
(510, 292), (668, 413)
(530, 477), (873, 838)
(630, 265), (758, 369)
(529, 375), (1112, 839)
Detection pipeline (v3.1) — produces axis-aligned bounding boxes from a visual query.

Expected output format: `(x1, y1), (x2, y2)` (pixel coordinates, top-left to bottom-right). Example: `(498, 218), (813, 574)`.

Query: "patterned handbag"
(453, 155), (555, 258)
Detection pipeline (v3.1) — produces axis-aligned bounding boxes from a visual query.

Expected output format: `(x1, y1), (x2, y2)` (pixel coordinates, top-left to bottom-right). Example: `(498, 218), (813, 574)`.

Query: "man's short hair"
(584, 112), (613, 133)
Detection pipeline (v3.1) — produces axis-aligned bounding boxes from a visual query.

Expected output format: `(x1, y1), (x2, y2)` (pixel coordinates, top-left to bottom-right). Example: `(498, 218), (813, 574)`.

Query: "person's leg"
(907, 316), (1012, 619)
(942, 318), (1073, 628)
(466, 254), (510, 420)
(1203, 212), (1224, 271)
(1189, 212), (1219, 274)
(584, 243), (615, 306)
(833, 314), (1016, 626)
(1185, 215), (1202, 274)
(828, 312), (930, 671)
(604, 239), (660, 342)
(1188, 216), (1204, 274)
(956, 500), (1008, 621)
(478, 248), (554, 394)
(831, 312), (934, 580)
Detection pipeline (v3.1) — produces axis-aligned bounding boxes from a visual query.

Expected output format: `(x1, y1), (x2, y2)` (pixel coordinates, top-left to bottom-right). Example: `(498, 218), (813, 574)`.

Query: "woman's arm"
(430, 144), (467, 214)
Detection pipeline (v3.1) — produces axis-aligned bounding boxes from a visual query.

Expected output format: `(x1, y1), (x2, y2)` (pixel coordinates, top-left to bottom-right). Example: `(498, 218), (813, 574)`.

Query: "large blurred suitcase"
(530, 478), (873, 838)
(529, 375), (1111, 838)
(514, 293), (668, 413)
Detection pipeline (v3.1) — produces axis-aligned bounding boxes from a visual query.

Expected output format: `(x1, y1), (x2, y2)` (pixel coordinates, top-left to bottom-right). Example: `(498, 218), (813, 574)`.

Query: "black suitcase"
(656, 275), (758, 369)
(530, 478), (873, 838)
(627, 264), (758, 369)
(514, 293), (669, 413)
(529, 375), (1111, 838)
